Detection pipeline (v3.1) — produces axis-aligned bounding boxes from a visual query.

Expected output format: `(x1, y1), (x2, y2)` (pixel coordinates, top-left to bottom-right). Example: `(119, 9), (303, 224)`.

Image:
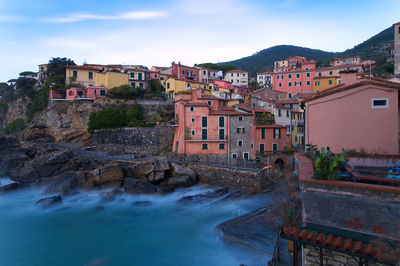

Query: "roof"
(312, 75), (340, 80)
(225, 69), (248, 73)
(65, 66), (99, 71)
(272, 64), (364, 75)
(274, 99), (299, 104)
(302, 79), (400, 103)
(281, 226), (398, 265)
(257, 72), (274, 75)
(183, 102), (209, 107)
(209, 110), (252, 116)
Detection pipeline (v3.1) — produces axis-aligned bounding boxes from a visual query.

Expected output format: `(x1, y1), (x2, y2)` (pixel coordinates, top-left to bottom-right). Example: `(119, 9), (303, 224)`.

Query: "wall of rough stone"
(303, 245), (386, 266)
(92, 126), (174, 155)
(229, 115), (252, 160)
(301, 184), (400, 241)
(172, 160), (272, 193)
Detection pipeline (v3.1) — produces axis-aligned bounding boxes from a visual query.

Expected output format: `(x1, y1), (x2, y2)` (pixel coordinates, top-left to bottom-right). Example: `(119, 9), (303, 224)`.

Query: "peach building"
(303, 74), (400, 154)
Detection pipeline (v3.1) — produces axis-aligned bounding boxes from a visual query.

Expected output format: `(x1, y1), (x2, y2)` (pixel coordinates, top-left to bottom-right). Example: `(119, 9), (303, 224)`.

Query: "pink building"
(303, 74), (400, 154)
(212, 80), (233, 91)
(272, 69), (317, 98)
(147, 71), (160, 80)
(171, 62), (199, 82)
(51, 86), (108, 100)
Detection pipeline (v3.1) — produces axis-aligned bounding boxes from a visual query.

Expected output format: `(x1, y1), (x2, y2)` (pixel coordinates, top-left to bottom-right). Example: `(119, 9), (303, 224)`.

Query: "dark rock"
(43, 172), (78, 196)
(132, 163), (154, 178)
(132, 201), (151, 206)
(123, 178), (156, 194)
(168, 176), (193, 187)
(146, 171), (165, 183)
(179, 188), (247, 204)
(97, 180), (122, 190)
(35, 195), (62, 208)
(171, 163), (196, 180)
(0, 182), (23, 193)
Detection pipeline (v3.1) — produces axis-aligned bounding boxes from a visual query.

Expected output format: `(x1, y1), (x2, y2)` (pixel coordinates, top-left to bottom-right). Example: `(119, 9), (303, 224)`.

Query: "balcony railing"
(255, 118), (275, 125)
(185, 135), (227, 141)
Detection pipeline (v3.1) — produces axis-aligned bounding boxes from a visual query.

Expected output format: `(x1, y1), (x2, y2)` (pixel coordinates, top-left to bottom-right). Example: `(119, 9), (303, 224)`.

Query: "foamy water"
(0, 178), (274, 266)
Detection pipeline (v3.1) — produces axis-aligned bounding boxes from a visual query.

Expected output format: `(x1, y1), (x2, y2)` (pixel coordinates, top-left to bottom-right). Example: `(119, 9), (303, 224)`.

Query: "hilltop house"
(224, 70), (249, 87)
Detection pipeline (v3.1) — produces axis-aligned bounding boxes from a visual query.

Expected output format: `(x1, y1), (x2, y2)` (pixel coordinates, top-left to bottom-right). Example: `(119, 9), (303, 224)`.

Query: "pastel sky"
(0, 0), (399, 81)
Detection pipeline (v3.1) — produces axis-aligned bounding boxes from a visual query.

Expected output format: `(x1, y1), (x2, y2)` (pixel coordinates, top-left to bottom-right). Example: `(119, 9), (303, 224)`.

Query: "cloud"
(41, 11), (167, 23)
(0, 15), (25, 22)
(175, 0), (251, 15)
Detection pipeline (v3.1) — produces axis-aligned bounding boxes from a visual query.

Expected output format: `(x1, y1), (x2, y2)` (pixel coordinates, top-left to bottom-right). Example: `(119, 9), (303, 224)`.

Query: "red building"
(171, 62), (200, 82)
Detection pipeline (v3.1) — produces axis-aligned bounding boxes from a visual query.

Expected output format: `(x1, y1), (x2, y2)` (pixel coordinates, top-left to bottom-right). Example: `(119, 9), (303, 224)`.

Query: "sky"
(0, 0), (399, 81)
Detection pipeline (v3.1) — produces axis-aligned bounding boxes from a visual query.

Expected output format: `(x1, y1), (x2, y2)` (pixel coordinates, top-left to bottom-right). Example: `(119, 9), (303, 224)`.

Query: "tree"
(149, 79), (163, 93)
(16, 77), (36, 98)
(46, 57), (76, 77)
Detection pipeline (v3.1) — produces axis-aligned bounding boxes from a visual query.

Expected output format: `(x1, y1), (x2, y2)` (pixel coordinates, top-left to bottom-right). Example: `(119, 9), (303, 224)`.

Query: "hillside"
(220, 26), (394, 75)
(220, 45), (338, 74)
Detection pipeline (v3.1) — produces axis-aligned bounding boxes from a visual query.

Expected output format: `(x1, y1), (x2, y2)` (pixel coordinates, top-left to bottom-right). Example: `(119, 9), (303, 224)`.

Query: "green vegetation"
(88, 105), (145, 133)
(3, 118), (26, 135)
(19, 71), (35, 76)
(278, 198), (302, 227)
(196, 63), (237, 72)
(309, 146), (348, 181)
(46, 57), (76, 76)
(107, 85), (145, 99)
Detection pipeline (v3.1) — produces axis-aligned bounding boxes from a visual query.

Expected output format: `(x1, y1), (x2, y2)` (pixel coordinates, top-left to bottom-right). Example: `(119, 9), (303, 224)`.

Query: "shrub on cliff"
(3, 118), (26, 135)
(107, 85), (144, 99)
(88, 105), (144, 133)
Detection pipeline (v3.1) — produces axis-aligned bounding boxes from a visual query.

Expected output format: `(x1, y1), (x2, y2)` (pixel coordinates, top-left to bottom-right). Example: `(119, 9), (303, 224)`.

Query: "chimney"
(339, 70), (358, 85)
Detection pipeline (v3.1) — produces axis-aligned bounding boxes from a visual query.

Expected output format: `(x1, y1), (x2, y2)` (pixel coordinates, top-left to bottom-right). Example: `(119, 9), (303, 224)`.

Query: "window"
(259, 144), (265, 153)
(288, 82), (292, 87)
(202, 143), (208, 150)
(278, 109), (281, 117)
(202, 129), (207, 140)
(232, 153), (237, 159)
(278, 74), (283, 80)
(329, 71), (333, 75)
(286, 126), (290, 134)
(295, 81), (301, 86)
(251, 144), (254, 149)
(296, 73), (300, 78)
(243, 152), (249, 160)
(315, 81), (320, 86)
(191, 130), (195, 136)
(167, 83), (170, 89)
(273, 128), (281, 139)
(131, 82), (135, 87)
(130, 72), (135, 78)
(306, 80), (310, 86)
(94, 89), (97, 95)
(288, 74), (292, 79)
(286, 110), (289, 117)
(203, 70), (206, 75)
(329, 80), (332, 85)
(222, 102), (226, 107)
(306, 72), (310, 77)
(238, 116), (243, 121)
(182, 70), (185, 75)
(279, 83), (282, 87)
(372, 98), (388, 108)
(138, 73), (143, 80)
(219, 117), (224, 127)
(139, 83), (143, 88)
(100, 90), (106, 96)
(208, 101), (212, 106)
(202, 116), (208, 127)
(238, 140), (243, 147)
(190, 106), (195, 112)
(73, 71), (77, 78)
(295, 136), (298, 142)
(219, 143), (225, 150)
(318, 72), (322, 77)
(272, 143), (278, 152)
(291, 125), (294, 131)
(88, 72), (93, 79)
(191, 117), (195, 123)
(219, 129), (225, 140)
(261, 128), (265, 139)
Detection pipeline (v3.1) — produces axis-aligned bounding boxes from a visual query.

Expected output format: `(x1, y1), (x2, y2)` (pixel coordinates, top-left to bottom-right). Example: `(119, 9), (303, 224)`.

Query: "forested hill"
(219, 25), (394, 75)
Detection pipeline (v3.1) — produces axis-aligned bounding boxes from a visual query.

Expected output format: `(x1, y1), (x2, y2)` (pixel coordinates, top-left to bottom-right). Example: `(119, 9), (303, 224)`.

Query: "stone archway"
(274, 158), (285, 169)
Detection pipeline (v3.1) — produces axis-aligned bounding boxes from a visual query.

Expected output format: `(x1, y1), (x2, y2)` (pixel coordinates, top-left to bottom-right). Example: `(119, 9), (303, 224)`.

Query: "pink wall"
(212, 80), (232, 90)
(252, 126), (290, 154)
(272, 71), (316, 97)
(86, 87), (108, 99)
(305, 84), (399, 154)
(171, 62), (199, 82)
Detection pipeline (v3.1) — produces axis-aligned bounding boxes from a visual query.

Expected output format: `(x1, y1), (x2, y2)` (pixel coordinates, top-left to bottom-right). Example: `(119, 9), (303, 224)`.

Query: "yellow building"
(165, 77), (214, 97)
(95, 72), (129, 88)
(313, 76), (339, 93)
(274, 60), (288, 68)
(66, 66), (99, 87)
(290, 111), (304, 147)
(38, 64), (48, 82)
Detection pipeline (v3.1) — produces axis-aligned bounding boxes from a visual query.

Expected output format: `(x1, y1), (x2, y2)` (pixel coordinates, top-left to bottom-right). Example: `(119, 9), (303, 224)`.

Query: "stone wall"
(229, 115), (252, 160)
(173, 161), (272, 193)
(167, 152), (259, 168)
(92, 126), (174, 156)
(303, 245), (386, 266)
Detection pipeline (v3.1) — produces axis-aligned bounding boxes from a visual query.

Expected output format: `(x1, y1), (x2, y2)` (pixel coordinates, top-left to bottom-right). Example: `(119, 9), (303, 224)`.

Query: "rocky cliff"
(23, 98), (173, 144)
(0, 97), (28, 129)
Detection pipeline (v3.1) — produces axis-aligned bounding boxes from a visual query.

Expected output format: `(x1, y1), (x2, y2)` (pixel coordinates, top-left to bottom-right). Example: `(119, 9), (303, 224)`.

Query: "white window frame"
(371, 98), (389, 109)
(237, 140), (243, 147)
(190, 106), (195, 112)
(243, 152), (249, 160)
(191, 117), (195, 123)
(232, 153), (237, 159)
(191, 130), (195, 136)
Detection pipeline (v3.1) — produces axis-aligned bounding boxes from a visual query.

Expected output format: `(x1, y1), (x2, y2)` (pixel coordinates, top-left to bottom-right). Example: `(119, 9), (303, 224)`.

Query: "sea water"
(0, 178), (274, 266)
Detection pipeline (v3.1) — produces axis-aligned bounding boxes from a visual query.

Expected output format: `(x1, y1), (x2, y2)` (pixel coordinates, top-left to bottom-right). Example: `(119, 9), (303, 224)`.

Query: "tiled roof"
(183, 102), (209, 107)
(65, 66), (100, 71)
(281, 226), (398, 264)
(274, 99), (299, 104)
(302, 79), (400, 103)
(226, 69), (248, 73)
(253, 107), (268, 113)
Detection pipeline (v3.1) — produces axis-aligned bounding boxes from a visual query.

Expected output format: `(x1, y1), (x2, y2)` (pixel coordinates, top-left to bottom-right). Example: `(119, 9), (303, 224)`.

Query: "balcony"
(255, 117), (275, 126)
(185, 135), (227, 142)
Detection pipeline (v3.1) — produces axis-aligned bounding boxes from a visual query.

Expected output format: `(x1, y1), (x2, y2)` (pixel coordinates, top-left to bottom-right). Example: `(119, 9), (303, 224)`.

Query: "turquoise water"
(0, 178), (273, 266)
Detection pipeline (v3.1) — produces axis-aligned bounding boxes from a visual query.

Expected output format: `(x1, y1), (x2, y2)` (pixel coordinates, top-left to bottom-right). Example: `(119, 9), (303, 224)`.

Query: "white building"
(256, 72), (273, 87)
(224, 70), (248, 87)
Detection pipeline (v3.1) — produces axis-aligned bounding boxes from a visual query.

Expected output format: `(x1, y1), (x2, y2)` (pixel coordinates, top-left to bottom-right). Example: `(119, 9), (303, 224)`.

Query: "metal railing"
(268, 233), (280, 266)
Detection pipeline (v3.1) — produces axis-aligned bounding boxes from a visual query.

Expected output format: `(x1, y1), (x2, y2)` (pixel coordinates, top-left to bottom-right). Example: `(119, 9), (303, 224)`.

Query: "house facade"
(394, 22), (400, 75)
(171, 62), (200, 82)
(65, 66), (99, 87)
(95, 72), (129, 89)
(256, 72), (273, 87)
(312, 75), (340, 92)
(303, 75), (400, 154)
(224, 70), (249, 87)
